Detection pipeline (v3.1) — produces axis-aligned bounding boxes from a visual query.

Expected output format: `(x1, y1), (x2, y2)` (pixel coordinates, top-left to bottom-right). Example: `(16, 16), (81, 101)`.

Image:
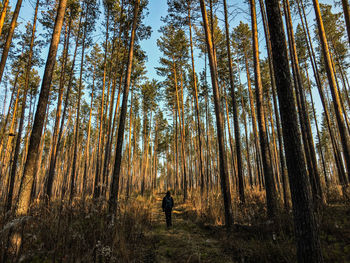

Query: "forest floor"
(138, 193), (350, 263)
(143, 194), (234, 263)
(1, 192), (349, 262)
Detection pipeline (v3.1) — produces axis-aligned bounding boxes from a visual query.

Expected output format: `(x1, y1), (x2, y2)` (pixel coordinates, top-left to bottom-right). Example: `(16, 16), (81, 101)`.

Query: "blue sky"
(141, 0), (168, 81)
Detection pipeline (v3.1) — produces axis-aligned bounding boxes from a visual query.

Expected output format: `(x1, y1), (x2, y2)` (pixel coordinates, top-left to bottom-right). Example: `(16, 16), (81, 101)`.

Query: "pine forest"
(0, 0), (350, 262)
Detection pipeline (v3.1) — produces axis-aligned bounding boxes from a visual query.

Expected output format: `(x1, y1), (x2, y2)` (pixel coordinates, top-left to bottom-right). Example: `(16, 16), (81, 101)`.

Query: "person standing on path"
(162, 191), (174, 228)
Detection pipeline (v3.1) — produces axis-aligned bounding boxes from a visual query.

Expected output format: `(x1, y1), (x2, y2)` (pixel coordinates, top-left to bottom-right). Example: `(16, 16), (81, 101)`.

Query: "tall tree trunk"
(102, 0), (125, 197)
(48, 15), (81, 201)
(70, 13), (86, 203)
(6, 0), (39, 212)
(187, 3), (205, 196)
(109, 0), (140, 213)
(82, 66), (95, 200)
(0, 0), (23, 84)
(250, 0), (278, 219)
(296, 0), (348, 187)
(242, 50), (263, 191)
(241, 95), (253, 187)
(199, 0), (233, 228)
(0, 0), (9, 37)
(258, 0), (290, 208)
(94, 8), (110, 199)
(264, 0), (323, 261)
(311, 0), (350, 178)
(283, 0), (323, 205)
(173, 64), (188, 201)
(223, 0), (245, 203)
(45, 17), (71, 201)
(15, 0), (67, 216)
(126, 93), (133, 199)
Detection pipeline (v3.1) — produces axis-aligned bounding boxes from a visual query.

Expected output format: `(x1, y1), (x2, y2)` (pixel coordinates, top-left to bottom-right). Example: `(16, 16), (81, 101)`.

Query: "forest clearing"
(0, 0), (350, 261)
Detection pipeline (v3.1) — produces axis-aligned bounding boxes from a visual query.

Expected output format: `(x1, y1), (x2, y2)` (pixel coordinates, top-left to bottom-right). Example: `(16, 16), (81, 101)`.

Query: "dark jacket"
(162, 195), (174, 211)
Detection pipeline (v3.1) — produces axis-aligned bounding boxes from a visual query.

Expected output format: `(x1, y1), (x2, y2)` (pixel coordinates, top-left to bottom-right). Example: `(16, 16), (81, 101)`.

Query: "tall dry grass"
(1, 196), (154, 262)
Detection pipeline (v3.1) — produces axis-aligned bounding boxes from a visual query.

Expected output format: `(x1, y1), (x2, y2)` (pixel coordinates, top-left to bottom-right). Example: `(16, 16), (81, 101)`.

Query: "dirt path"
(145, 196), (234, 263)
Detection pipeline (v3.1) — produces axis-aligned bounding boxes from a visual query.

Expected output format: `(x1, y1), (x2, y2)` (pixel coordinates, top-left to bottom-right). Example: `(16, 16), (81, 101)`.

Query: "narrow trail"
(145, 195), (234, 263)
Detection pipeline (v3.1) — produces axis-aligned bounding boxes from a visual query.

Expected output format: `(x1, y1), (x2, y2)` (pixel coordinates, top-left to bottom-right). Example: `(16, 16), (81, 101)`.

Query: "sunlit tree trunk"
(223, 0), (245, 203)
(250, 0), (278, 219)
(15, 0), (68, 216)
(187, 3), (205, 196)
(94, 8), (110, 199)
(6, 0), (39, 211)
(0, 0), (9, 36)
(296, 0), (348, 187)
(82, 66), (95, 201)
(283, 0), (323, 206)
(70, 13), (86, 203)
(0, 0), (23, 84)
(45, 17), (72, 202)
(109, 0), (140, 213)
(199, 0), (233, 228)
(311, 0), (350, 179)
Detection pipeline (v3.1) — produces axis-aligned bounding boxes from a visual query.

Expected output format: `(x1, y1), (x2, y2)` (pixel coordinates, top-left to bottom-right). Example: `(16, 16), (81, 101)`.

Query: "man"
(162, 191), (174, 228)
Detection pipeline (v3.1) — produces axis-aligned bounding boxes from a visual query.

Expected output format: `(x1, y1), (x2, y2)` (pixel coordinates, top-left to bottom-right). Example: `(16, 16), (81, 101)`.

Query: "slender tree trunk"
(296, 0), (348, 187)
(45, 17), (71, 201)
(223, 0), (245, 203)
(70, 13), (86, 203)
(48, 15), (81, 201)
(0, 0), (23, 84)
(187, 4), (205, 196)
(6, 0), (39, 211)
(126, 94), (133, 199)
(94, 8), (110, 199)
(109, 0), (140, 213)
(311, 0), (350, 178)
(304, 65), (329, 189)
(283, 0), (324, 205)
(199, 0), (233, 228)
(224, 91), (237, 190)
(250, 0), (278, 219)
(82, 67), (95, 200)
(173, 63), (188, 201)
(241, 96), (253, 187)
(242, 50), (263, 191)
(0, 0), (9, 37)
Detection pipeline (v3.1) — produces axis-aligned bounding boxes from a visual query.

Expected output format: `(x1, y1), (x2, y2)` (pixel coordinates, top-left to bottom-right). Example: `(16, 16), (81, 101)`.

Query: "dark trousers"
(164, 209), (172, 227)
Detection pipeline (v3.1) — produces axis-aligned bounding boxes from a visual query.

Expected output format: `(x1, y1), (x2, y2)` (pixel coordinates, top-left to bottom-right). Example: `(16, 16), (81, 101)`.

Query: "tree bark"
(15, 0), (67, 216)
(109, 0), (140, 214)
(6, 0), (39, 212)
(250, 0), (278, 219)
(0, 0), (9, 37)
(264, 0), (323, 261)
(223, 0), (245, 204)
(199, 0), (233, 228)
(311, 0), (350, 178)
(0, 0), (23, 84)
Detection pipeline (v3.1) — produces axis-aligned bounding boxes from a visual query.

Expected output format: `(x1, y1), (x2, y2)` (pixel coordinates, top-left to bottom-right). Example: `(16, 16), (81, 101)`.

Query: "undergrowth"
(0, 196), (154, 262)
(0, 188), (349, 262)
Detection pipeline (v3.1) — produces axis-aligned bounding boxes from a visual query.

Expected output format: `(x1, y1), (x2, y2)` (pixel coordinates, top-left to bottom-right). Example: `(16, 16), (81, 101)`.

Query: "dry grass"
(1, 196), (154, 262)
(1, 187), (349, 262)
